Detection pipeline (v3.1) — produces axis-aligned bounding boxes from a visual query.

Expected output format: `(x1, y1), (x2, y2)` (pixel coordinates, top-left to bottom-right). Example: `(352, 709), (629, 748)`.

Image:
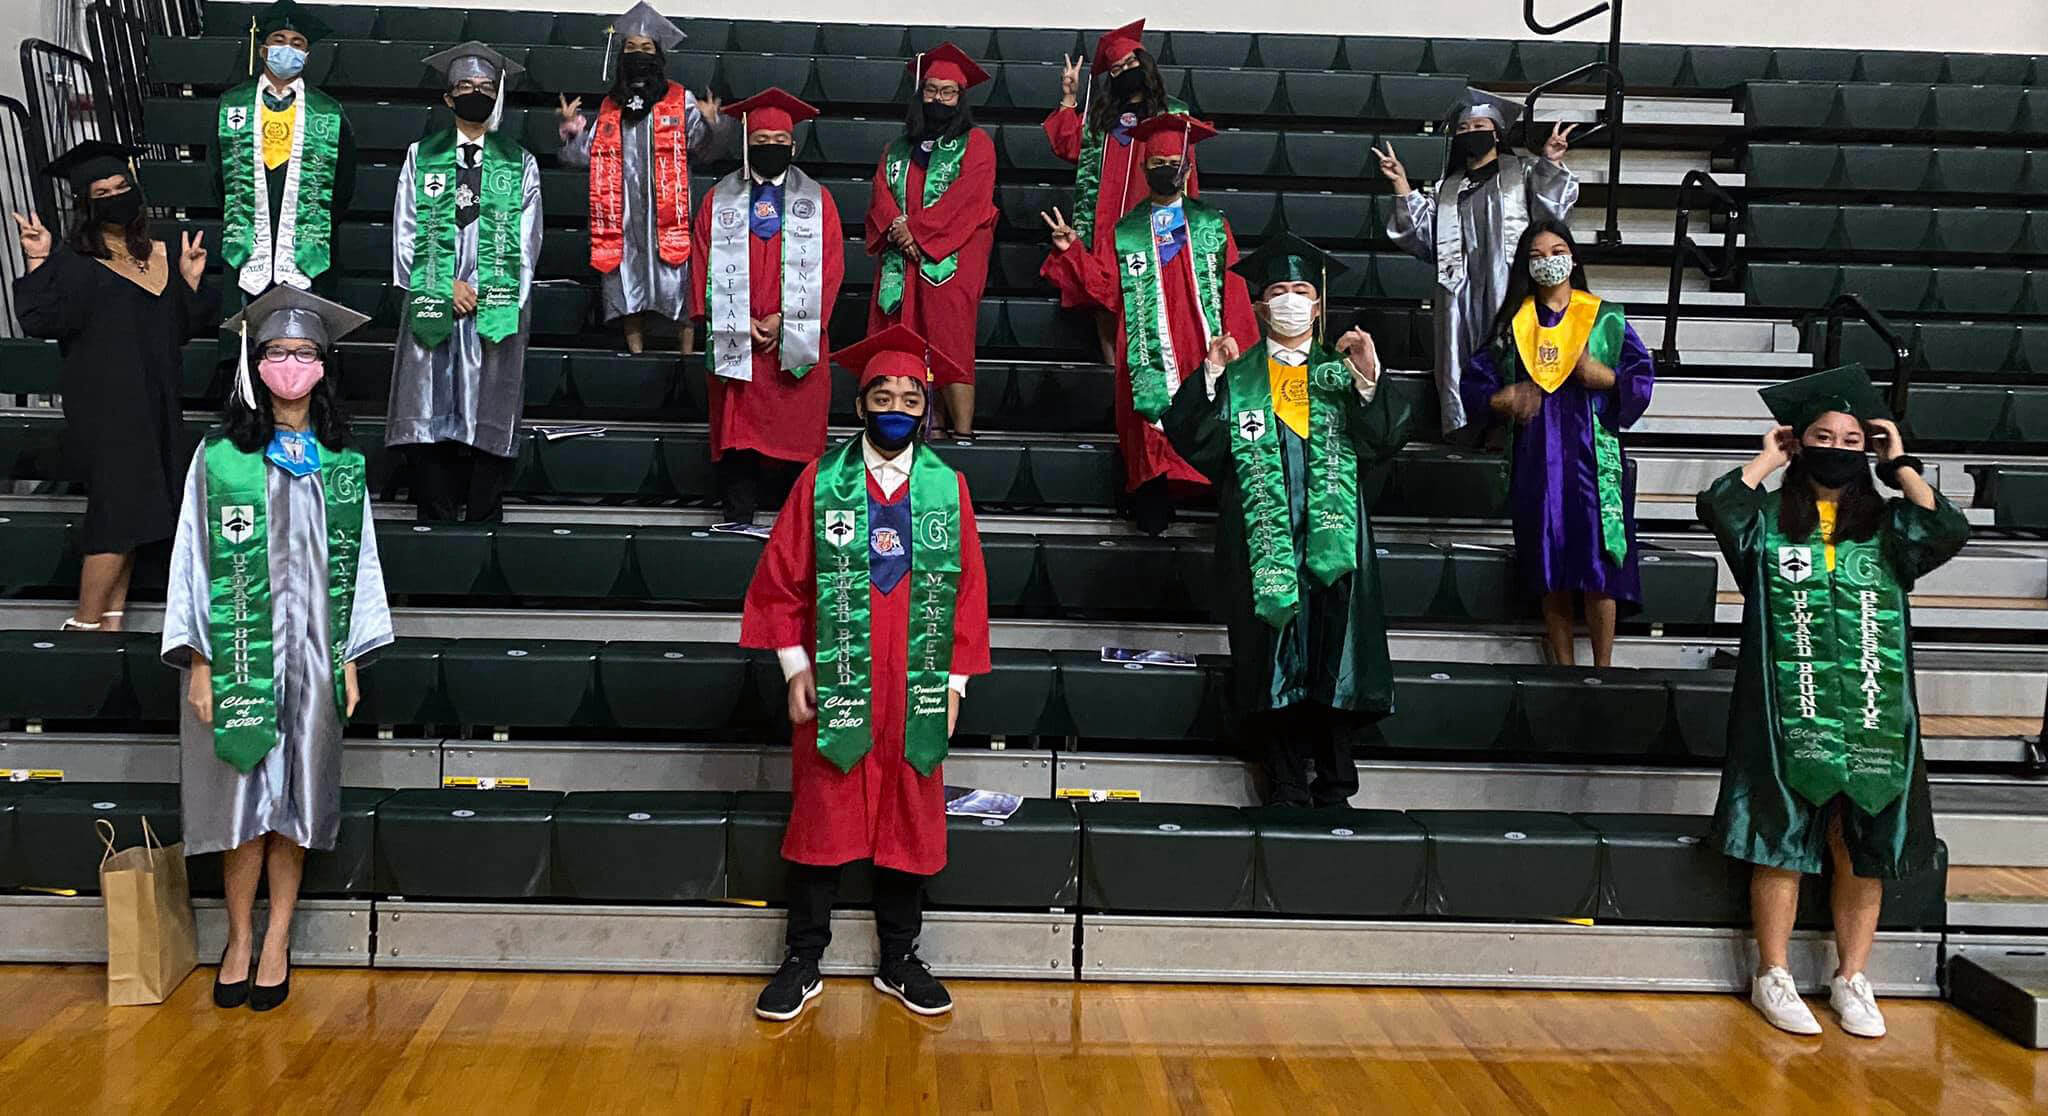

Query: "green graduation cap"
(1230, 230), (1348, 293)
(253, 0), (334, 44)
(1759, 363), (1893, 431)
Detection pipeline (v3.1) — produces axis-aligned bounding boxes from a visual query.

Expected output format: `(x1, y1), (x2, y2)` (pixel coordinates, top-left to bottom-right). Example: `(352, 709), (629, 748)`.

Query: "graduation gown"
(12, 244), (218, 553)
(1162, 344), (1409, 719)
(1461, 306), (1656, 605)
(211, 79), (357, 303)
(162, 443), (394, 855)
(688, 174), (845, 464)
(385, 133), (544, 460)
(1696, 470), (1969, 879)
(1387, 155), (1578, 434)
(1039, 100), (1198, 309)
(863, 128), (999, 387)
(1042, 208), (1258, 492)
(559, 84), (726, 323)
(738, 446), (992, 876)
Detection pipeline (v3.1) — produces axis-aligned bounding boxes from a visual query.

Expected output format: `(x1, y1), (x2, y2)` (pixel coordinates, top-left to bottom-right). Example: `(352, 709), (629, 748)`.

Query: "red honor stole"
(588, 82), (692, 274)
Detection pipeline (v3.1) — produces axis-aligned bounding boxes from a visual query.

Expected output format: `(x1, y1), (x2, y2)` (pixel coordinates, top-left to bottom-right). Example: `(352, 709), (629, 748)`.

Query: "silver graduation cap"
(222, 286), (371, 407)
(612, 2), (687, 50)
(421, 41), (527, 132)
(1450, 87), (1523, 131)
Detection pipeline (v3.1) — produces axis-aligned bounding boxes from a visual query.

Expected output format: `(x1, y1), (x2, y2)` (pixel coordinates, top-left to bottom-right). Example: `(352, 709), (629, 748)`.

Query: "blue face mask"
(265, 44), (308, 80)
(866, 409), (921, 452)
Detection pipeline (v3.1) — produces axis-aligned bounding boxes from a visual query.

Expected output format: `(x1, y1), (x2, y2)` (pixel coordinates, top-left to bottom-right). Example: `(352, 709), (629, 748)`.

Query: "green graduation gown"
(1163, 344), (1410, 720)
(1696, 468), (1970, 879)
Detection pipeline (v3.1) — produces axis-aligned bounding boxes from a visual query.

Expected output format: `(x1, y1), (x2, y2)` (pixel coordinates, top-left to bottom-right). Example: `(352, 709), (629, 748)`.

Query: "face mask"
(747, 142), (793, 179)
(451, 90), (496, 125)
(1452, 129), (1498, 165)
(865, 408), (921, 452)
(918, 99), (958, 136)
(265, 44), (307, 80)
(1110, 65), (1148, 100)
(1529, 253), (1575, 288)
(258, 355), (325, 400)
(1145, 162), (1183, 196)
(620, 51), (664, 78)
(1800, 444), (1868, 488)
(1262, 292), (1318, 337)
(91, 188), (144, 227)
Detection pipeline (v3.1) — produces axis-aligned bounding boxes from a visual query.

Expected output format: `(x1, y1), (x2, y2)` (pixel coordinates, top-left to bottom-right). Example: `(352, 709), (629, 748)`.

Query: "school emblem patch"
(870, 527), (905, 557)
(225, 106), (249, 130)
(791, 197), (817, 220)
(422, 172), (448, 199)
(824, 510), (858, 547)
(1235, 410), (1269, 442)
(1777, 545), (1813, 584)
(221, 505), (256, 545)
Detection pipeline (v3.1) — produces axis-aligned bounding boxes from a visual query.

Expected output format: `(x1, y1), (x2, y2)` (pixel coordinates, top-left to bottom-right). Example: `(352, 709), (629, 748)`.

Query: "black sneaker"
(873, 952), (952, 1016)
(754, 954), (822, 1022)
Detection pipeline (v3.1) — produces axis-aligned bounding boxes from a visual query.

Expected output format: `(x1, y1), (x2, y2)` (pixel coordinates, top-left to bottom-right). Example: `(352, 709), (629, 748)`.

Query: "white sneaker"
(1750, 966), (1822, 1035)
(1829, 972), (1887, 1038)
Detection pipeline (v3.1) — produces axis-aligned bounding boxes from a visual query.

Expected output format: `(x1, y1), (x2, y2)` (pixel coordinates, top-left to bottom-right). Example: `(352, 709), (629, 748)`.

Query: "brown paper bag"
(97, 817), (196, 1006)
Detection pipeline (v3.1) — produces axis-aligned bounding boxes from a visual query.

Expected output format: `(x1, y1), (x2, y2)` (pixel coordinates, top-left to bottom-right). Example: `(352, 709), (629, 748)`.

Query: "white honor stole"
(239, 77), (315, 295)
(707, 167), (826, 382)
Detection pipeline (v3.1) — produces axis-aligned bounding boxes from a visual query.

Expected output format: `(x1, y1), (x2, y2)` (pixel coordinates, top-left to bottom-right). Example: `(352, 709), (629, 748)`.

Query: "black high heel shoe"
(249, 946), (291, 1012)
(213, 944), (250, 1009)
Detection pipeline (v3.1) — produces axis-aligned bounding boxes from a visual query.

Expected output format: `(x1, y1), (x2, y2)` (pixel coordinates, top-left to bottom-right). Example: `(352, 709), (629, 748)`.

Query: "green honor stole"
(218, 81), (343, 292)
(1761, 508), (1912, 813)
(1070, 94), (1188, 246)
(1116, 199), (1227, 421)
(202, 436), (367, 773)
(407, 130), (527, 348)
(812, 439), (962, 777)
(876, 135), (967, 315)
(1223, 349), (1361, 629)
(1502, 295), (1631, 564)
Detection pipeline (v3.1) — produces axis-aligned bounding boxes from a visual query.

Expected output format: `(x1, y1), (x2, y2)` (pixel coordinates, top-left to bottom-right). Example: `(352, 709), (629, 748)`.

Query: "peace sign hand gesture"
(178, 229), (207, 290)
(1372, 142), (1410, 195)
(698, 89), (722, 121)
(1040, 206), (1079, 252)
(1543, 122), (1577, 163)
(1060, 54), (1083, 103)
(558, 94), (587, 140)
(11, 210), (51, 259)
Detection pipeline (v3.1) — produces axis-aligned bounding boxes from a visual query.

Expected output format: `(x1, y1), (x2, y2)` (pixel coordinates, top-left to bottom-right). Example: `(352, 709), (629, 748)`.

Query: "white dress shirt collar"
(1266, 336), (1312, 366)
(861, 437), (914, 498)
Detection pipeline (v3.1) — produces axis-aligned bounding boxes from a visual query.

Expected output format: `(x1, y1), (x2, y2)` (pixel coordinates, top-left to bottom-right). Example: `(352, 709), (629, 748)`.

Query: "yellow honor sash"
(260, 101), (294, 170)
(1268, 358), (1310, 438)
(1513, 290), (1604, 394)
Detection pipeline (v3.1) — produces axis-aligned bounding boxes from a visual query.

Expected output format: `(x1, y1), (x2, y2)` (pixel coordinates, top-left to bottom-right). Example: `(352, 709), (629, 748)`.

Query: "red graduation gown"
(689, 181), (846, 464)
(1040, 106), (1202, 310)
(1041, 218), (1258, 492)
(863, 127), (999, 388)
(737, 451), (993, 876)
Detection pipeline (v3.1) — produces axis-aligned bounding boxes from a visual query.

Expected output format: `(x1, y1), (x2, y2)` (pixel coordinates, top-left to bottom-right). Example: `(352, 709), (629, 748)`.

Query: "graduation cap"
(1126, 112), (1217, 157)
(252, 0), (333, 44)
(1092, 18), (1147, 74)
(908, 42), (990, 91)
(40, 139), (143, 196)
(723, 87), (819, 137)
(1448, 87), (1523, 132)
(611, 2), (687, 51)
(422, 41), (526, 89)
(1759, 363), (1893, 432)
(832, 324), (964, 390)
(221, 286), (370, 408)
(1231, 230), (1348, 294)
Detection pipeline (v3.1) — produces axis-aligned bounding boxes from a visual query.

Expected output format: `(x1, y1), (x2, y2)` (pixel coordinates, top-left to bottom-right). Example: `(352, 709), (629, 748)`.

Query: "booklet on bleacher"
(531, 425), (608, 441)
(944, 786), (1022, 819)
(1100, 646), (1198, 668)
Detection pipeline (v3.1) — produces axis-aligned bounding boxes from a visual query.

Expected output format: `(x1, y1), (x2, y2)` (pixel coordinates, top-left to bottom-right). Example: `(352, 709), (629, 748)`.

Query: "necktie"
(457, 143), (482, 229)
(262, 89), (296, 112)
(750, 181), (783, 239)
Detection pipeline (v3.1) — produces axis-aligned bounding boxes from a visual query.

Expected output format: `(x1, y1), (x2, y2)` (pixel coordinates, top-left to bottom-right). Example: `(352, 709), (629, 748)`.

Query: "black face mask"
(1452, 129), (1498, 165)
(450, 90), (496, 125)
(1145, 162), (1183, 197)
(918, 99), (957, 137)
(620, 51), (664, 79)
(1800, 445), (1869, 489)
(1110, 65), (1148, 101)
(747, 142), (793, 179)
(91, 188), (144, 227)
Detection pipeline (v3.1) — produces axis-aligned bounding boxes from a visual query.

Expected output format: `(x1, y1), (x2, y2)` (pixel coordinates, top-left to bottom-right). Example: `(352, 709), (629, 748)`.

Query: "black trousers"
(1131, 475), (1177, 536)
(409, 442), (512, 522)
(714, 449), (799, 525)
(783, 861), (926, 963)
(1246, 702), (1364, 808)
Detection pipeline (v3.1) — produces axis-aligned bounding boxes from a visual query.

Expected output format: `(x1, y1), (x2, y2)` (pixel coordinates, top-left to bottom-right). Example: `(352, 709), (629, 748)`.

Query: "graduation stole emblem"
(876, 135), (967, 314)
(1505, 292), (1631, 564)
(1116, 198), (1226, 420)
(218, 80), (342, 294)
(1223, 346), (1360, 629)
(588, 82), (692, 274)
(407, 129), (526, 347)
(812, 439), (962, 777)
(1070, 94), (1188, 246)
(202, 436), (366, 773)
(1761, 505), (1912, 814)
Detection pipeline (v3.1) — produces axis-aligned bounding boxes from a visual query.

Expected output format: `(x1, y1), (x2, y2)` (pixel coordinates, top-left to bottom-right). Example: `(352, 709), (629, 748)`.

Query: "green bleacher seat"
(564, 353), (675, 411)
(1372, 74), (1466, 122)
(1184, 68), (1284, 117)
(1746, 203), (1838, 250)
(526, 431), (662, 496)
(927, 798), (1081, 908)
(2024, 91), (2048, 138)
(553, 791), (731, 901)
(1275, 191), (1374, 244)
(522, 349), (569, 407)
(0, 419), (62, 482)
(1377, 133), (1446, 183)
(1801, 318), (1905, 370)
(2027, 272), (2048, 316)
(1037, 536), (1180, 617)
(1916, 321), (2016, 372)
(493, 522), (629, 597)
(992, 29), (1081, 63)
(1857, 51), (1945, 84)
(672, 19), (735, 52)
(141, 159), (213, 208)
(1770, 47), (1859, 82)
(1411, 810), (1600, 919)
(2023, 324), (2048, 373)
(1253, 34), (1340, 72)
(1932, 267), (2026, 314)
(15, 782), (181, 892)
(0, 338), (61, 396)
(1249, 806), (1427, 916)
(0, 781), (42, 888)
(977, 533), (1040, 610)
(1384, 450), (1508, 518)
(1375, 253), (1437, 302)
(1340, 36), (1427, 75)
(0, 512), (75, 596)
(375, 10), (467, 42)
(1635, 546), (1718, 625)
(1000, 297), (1094, 356)
(1192, 127), (1279, 178)
(1054, 650), (1210, 740)
(1575, 813), (1748, 924)
(631, 528), (760, 606)
(1080, 802), (1254, 913)
(518, 45), (608, 94)
(1021, 441), (1119, 509)
(375, 521), (492, 597)
(121, 632), (179, 723)
(1932, 206), (2025, 255)
(1840, 143), (1933, 191)
(1932, 85), (2025, 134)
(1838, 83), (1931, 131)
(1515, 40), (1603, 84)
(906, 26), (996, 59)
(1747, 143), (1837, 189)
(994, 62), (1065, 112)
(807, 117), (901, 168)
(2006, 390), (2048, 442)
(464, 11), (557, 46)
(142, 96), (214, 147)
(1906, 384), (2013, 443)
(657, 432), (717, 502)
(1280, 130), (1370, 179)
(719, 54), (818, 103)
(1838, 263), (1931, 311)
(346, 103), (433, 153)
(1277, 71), (1374, 121)
(1839, 204), (1933, 252)
(1745, 261), (1835, 308)
(1162, 31), (1253, 68)
(812, 56), (911, 105)
(598, 642), (748, 729)
(1943, 54), (2033, 84)
(1658, 669), (1733, 759)
(547, 13), (613, 47)
(1375, 543), (1451, 620)
(351, 638), (447, 725)
(0, 630), (124, 721)
(326, 41), (444, 92)
(1019, 365), (1115, 434)
(1428, 39), (1514, 84)
(192, 787), (394, 895)
(376, 788), (561, 899)
(1932, 146), (2026, 193)
(1439, 543), (1516, 619)
(1685, 46), (1772, 89)
(440, 639), (599, 727)
(1200, 188), (1280, 239)
(1515, 665), (1674, 757)
(725, 791), (872, 902)
(954, 648), (1059, 736)
(1968, 463), (2048, 527)
(1744, 81), (1835, 129)
(1622, 44), (1689, 89)
(1369, 662), (1516, 750)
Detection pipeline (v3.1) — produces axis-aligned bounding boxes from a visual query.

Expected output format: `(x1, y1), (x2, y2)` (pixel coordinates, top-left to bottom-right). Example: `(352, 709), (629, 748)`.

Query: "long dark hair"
(223, 346), (352, 454)
(607, 44), (667, 108)
(1087, 49), (1170, 135)
(905, 91), (974, 142)
(65, 188), (152, 263)
(1487, 218), (1591, 348)
(1777, 441), (1885, 544)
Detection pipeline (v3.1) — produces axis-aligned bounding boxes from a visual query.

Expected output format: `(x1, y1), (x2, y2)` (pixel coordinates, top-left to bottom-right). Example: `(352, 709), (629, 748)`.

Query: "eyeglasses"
(920, 82), (961, 104)
(452, 80), (498, 96)
(260, 347), (321, 363)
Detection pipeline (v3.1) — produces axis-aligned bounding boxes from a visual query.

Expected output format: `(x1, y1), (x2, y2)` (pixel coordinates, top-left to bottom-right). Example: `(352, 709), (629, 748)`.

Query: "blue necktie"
(867, 492), (911, 594)
(749, 181), (783, 238)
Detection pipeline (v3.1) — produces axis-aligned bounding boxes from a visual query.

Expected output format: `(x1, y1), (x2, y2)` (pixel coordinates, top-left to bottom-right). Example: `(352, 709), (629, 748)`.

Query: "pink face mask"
(258, 356), (324, 400)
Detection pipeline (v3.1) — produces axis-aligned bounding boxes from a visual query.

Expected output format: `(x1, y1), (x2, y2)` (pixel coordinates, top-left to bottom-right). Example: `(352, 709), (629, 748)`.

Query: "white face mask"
(1529, 253), (1575, 288)
(1262, 292), (1317, 337)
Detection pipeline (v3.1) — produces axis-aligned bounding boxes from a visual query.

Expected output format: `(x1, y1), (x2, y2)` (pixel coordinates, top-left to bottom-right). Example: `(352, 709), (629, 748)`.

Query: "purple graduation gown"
(1461, 303), (1656, 606)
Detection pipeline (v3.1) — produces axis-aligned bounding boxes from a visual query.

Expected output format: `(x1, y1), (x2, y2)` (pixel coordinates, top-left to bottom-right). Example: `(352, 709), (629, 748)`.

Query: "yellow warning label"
(1055, 787), (1142, 802)
(1, 769), (65, 783)
(442, 776), (532, 790)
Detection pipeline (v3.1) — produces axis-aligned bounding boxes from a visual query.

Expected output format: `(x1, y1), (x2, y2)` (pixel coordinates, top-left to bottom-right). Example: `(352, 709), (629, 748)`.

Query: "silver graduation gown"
(163, 448), (394, 855)
(385, 134), (544, 459)
(1388, 154), (1578, 434)
(557, 87), (728, 323)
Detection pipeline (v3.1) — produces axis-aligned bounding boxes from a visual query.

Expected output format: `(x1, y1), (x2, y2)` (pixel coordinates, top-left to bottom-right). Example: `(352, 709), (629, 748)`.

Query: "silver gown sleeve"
(556, 111), (597, 169)
(685, 89), (732, 156)
(161, 448), (212, 669)
(1526, 156), (1581, 224)
(344, 491), (394, 663)
(1386, 187), (1437, 263)
(392, 143), (418, 289)
(519, 150), (543, 309)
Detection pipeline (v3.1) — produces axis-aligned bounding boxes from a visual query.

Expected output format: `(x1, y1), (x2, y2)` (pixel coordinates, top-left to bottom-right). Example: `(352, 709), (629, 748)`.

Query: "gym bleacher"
(0, 2), (2044, 991)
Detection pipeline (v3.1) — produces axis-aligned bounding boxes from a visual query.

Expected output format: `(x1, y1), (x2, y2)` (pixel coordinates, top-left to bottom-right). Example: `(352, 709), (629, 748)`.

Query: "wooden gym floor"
(1, 963), (2040, 1114)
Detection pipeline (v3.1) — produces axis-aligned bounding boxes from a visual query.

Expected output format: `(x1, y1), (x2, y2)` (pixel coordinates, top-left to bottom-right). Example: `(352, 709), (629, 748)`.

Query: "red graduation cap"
(832, 324), (964, 389)
(1092, 18), (1147, 75)
(722, 87), (819, 134)
(908, 42), (990, 90)
(1127, 112), (1218, 156)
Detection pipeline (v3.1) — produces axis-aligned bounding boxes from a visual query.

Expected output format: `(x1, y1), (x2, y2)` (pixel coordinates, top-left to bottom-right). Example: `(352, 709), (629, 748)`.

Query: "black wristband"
(1875, 455), (1924, 488)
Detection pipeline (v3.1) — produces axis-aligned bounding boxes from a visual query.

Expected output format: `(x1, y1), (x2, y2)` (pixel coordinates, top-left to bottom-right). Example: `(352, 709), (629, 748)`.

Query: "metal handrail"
(1521, 59), (1624, 246)
(1818, 292), (1914, 418)
(1655, 170), (1743, 370)
(1525, 0), (1612, 36)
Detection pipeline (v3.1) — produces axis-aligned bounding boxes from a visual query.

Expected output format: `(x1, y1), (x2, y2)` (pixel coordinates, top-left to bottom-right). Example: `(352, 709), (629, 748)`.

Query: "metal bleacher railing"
(17, 39), (114, 237)
(1819, 292), (1914, 418)
(86, 0), (176, 161)
(0, 95), (44, 339)
(1524, 0), (1624, 246)
(1655, 169), (1742, 372)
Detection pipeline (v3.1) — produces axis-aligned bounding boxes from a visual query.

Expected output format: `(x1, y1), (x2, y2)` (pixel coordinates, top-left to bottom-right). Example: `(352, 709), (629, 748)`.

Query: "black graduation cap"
(1759, 363), (1893, 431)
(254, 0), (333, 44)
(1230, 230), (1347, 293)
(40, 139), (144, 196)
